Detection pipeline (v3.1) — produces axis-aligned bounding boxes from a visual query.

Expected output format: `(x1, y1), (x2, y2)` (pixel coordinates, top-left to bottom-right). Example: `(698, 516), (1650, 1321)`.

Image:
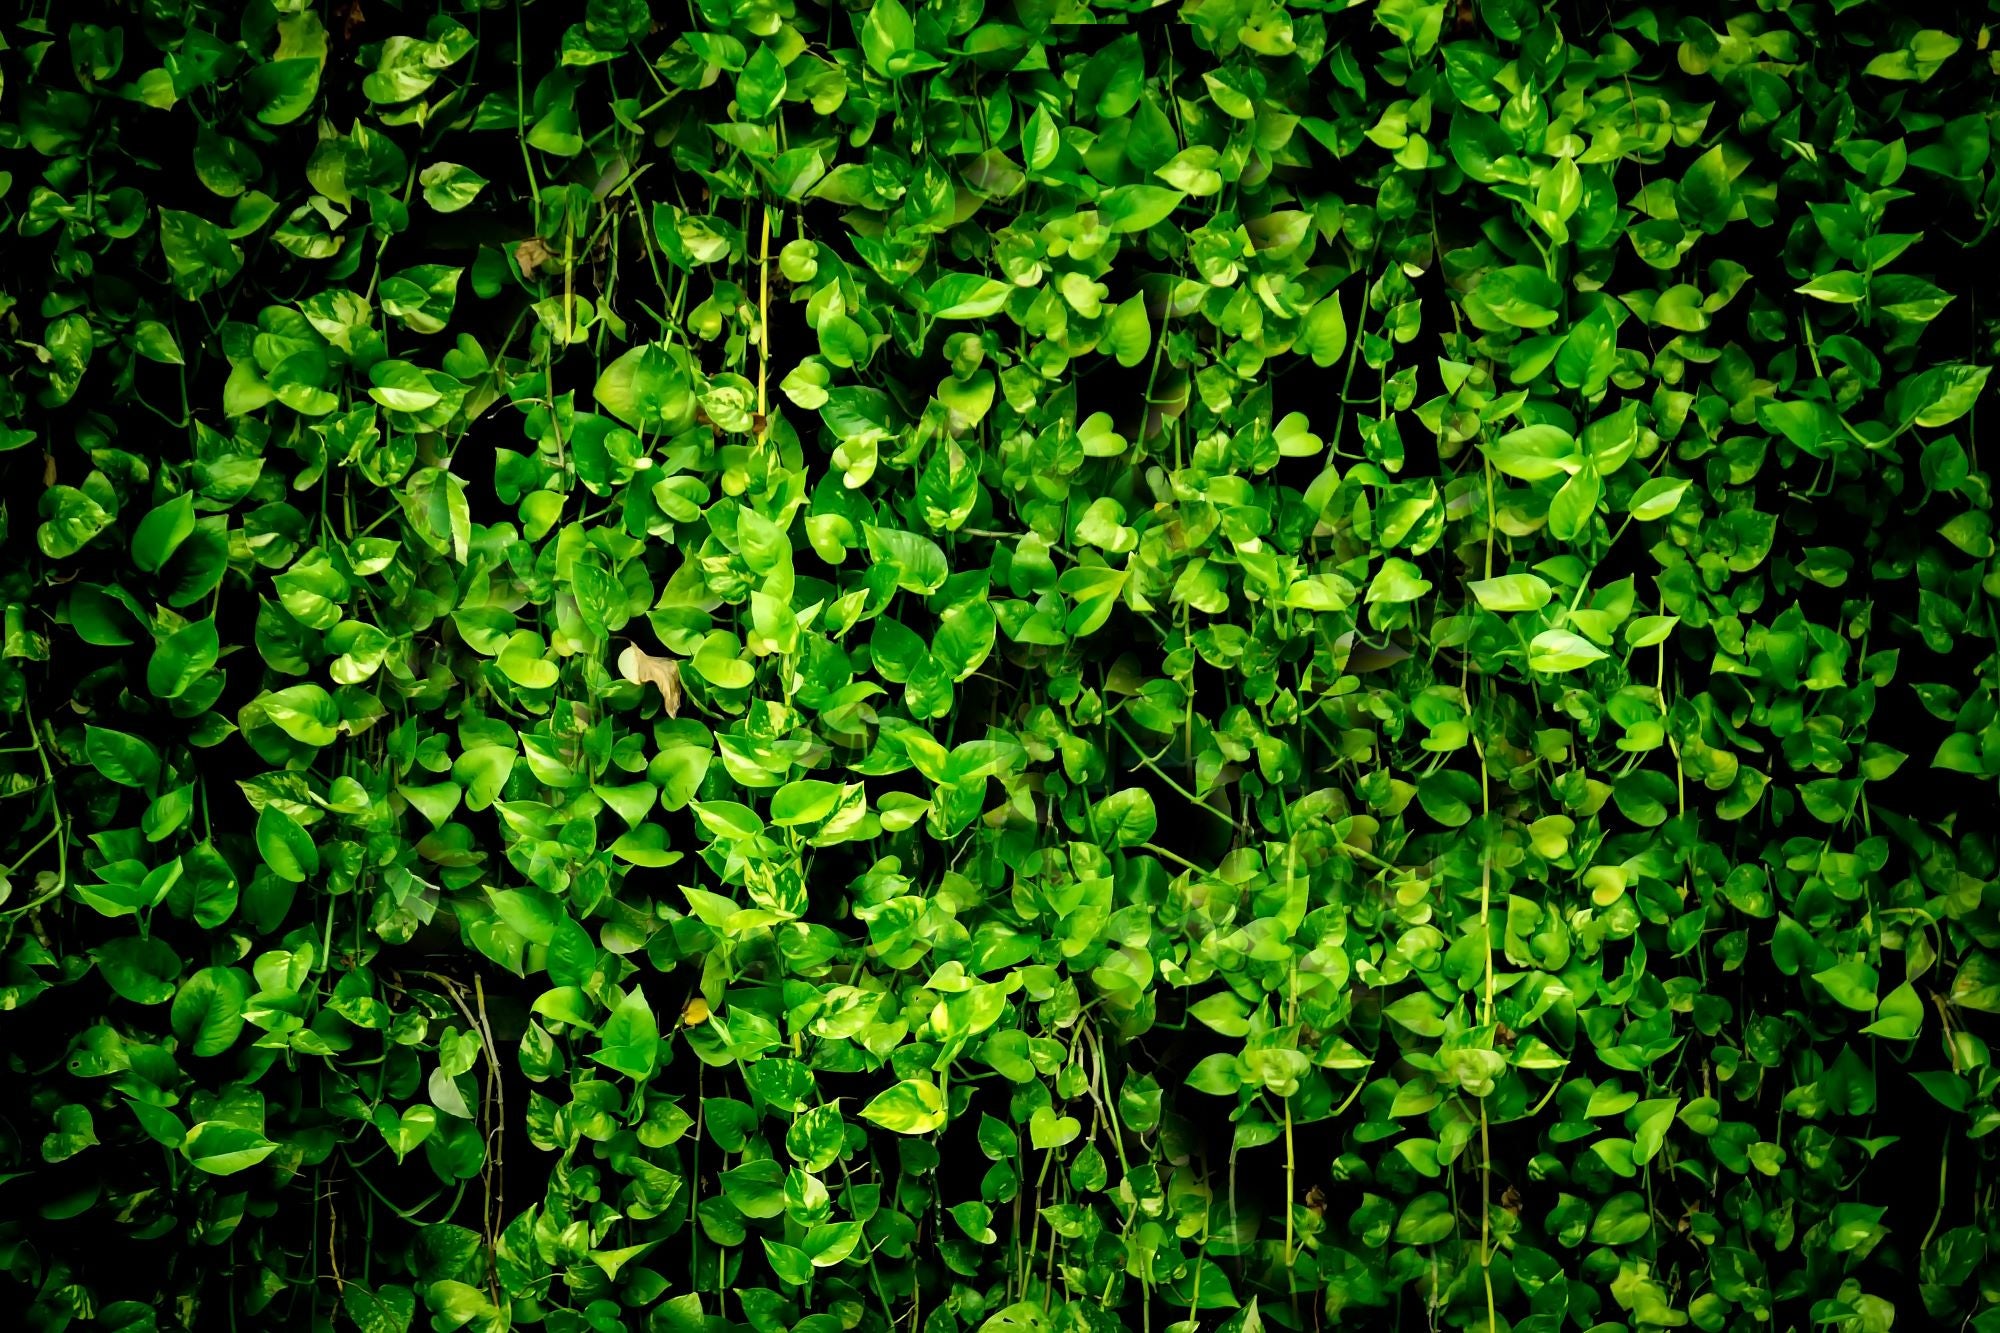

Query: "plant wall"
(2, 1), (1999, 1331)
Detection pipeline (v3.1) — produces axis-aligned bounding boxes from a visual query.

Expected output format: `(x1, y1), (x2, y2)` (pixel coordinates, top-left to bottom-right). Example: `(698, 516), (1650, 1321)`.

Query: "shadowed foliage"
(1, 2), (1998, 1332)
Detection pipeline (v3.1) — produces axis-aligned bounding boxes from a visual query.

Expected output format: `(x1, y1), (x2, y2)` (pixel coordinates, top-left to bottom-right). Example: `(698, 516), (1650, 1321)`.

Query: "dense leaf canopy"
(1, 1), (1998, 1332)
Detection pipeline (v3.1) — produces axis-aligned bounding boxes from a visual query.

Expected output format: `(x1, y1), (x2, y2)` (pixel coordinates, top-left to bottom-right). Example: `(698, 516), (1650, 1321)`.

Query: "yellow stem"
(1483, 456), (1495, 582)
(756, 205), (772, 446)
(1283, 1096), (1295, 1268)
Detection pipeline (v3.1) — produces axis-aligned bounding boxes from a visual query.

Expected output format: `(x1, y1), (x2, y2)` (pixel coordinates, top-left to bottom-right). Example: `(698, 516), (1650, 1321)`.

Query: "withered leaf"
(617, 645), (682, 718)
(514, 236), (555, 278)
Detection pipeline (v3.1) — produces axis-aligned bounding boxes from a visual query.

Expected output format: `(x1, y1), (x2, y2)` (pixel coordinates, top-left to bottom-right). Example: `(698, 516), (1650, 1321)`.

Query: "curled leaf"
(618, 644), (683, 717)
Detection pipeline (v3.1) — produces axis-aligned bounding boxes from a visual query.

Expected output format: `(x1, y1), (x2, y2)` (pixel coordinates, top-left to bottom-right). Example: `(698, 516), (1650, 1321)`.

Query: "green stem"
(1109, 719), (1229, 826)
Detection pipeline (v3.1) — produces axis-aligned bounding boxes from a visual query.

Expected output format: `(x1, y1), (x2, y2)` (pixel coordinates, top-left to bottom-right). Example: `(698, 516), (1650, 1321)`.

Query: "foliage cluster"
(2, 1), (1999, 1331)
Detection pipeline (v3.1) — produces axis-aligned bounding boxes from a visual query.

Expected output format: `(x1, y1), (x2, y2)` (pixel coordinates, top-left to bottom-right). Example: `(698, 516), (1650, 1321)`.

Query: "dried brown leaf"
(514, 236), (555, 278)
(617, 645), (682, 718)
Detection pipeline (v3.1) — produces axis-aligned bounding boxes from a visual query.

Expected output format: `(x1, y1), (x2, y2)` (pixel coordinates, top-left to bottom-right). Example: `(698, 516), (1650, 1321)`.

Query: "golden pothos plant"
(0, 2), (1997, 1333)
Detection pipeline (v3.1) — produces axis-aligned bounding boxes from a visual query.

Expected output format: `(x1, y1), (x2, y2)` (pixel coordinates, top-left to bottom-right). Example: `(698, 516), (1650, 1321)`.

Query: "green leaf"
(763, 1239), (815, 1286)
(498, 630), (559, 689)
(260, 684), (340, 747)
(720, 1158), (785, 1219)
(1631, 1098), (1679, 1166)
(1554, 305), (1617, 394)
(92, 936), (182, 1005)
(132, 493), (197, 573)
(925, 273), (1013, 320)
(1367, 558), (1433, 605)
(1528, 630), (1608, 673)
(1628, 477), (1692, 521)
(771, 779), (842, 826)
(181, 1121), (276, 1176)
(147, 618), (221, 699)
(172, 966), (251, 1057)
(341, 1284), (417, 1333)
(1864, 30), (1960, 82)
(1624, 615), (1679, 649)
(159, 209), (245, 299)
(692, 800), (765, 841)
(1028, 1105), (1081, 1149)
(949, 1201), (998, 1245)
(859, 1078), (947, 1134)
(1093, 788), (1157, 848)
(593, 989), (660, 1080)
(380, 264), (462, 335)
(42, 1105), (98, 1164)
(1099, 185), (1184, 234)
(596, 342), (691, 431)
(38, 486), (115, 560)
(420, 162), (488, 212)
(368, 360), (444, 412)
(860, 0), (916, 76)
(1468, 574), (1552, 613)
(1185, 1053), (1242, 1095)
(1813, 960), (1880, 1012)
(132, 320), (185, 366)
(864, 526), (949, 595)
(1302, 293), (1348, 368)
(486, 888), (561, 946)
(1155, 146), (1222, 195)
(692, 632), (756, 690)
(1588, 1192), (1654, 1245)
(256, 805), (320, 883)
(1796, 271), (1867, 304)
(1861, 982), (1924, 1040)
(1106, 294), (1152, 369)
(1485, 425), (1579, 481)
(1393, 1192), (1456, 1245)
(85, 726), (162, 789)
(1651, 284), (1709, 332)
(1547, 466), (1602, 541)
(1903, 363), (1990, 429)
